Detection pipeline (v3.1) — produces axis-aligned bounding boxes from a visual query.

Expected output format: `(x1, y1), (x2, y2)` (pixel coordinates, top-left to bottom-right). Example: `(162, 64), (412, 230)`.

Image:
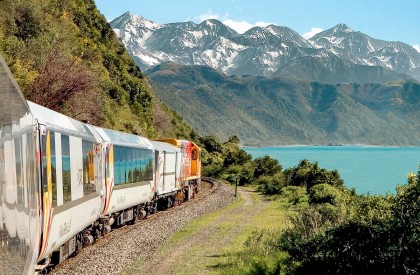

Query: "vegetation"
(201, 136), (419, 274)
(0, 0), (196, 140)
(1, 1), (417, 273)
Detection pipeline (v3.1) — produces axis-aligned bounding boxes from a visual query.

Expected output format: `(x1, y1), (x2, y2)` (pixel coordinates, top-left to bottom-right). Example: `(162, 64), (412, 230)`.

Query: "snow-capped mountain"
(110, 12), (420, 83)
(310, 24), (420, 78)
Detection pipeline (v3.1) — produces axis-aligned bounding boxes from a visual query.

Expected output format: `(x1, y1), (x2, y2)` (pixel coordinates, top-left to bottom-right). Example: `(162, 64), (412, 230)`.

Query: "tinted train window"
(114, 146), (121, 185)
(41, 131), (57, 207)
(192, 149), (198, 160)
(121, 147), (127, 184)
(114, 146), (153, 185)
(50, 132), (56, 207)
(143, 149), (154, 181)
(82, 140), (95, 196)
(61, 135), (71, 203)
(127, 148), (133, 183)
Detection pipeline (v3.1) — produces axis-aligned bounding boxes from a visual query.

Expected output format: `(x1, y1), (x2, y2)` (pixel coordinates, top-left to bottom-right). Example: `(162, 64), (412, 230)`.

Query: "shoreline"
(242, 144), (420, 148)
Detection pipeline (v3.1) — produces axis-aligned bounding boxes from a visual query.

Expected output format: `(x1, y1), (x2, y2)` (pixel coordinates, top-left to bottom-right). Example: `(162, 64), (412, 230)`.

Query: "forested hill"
(0, 0), (195, 140)
(147, 62), (420, 146)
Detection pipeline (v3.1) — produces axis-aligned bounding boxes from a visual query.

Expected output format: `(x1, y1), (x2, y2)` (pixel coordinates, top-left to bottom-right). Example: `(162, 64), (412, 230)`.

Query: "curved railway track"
(50, 178), (233, 275)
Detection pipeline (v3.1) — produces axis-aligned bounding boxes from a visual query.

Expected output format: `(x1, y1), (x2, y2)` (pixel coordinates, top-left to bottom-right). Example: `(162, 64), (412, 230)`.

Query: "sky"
(94, 0), (420, 52)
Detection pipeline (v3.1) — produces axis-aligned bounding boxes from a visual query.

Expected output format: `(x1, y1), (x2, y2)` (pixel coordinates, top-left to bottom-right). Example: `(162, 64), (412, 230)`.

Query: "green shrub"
(308, 183), (342, 205)
(256, 174), (286, 195)
(284, 160), (344, 189)
(280, 186), (308, 205)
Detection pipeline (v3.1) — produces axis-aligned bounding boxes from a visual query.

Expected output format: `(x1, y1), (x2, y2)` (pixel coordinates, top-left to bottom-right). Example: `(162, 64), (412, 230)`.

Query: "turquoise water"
(244, 146), (420, 195)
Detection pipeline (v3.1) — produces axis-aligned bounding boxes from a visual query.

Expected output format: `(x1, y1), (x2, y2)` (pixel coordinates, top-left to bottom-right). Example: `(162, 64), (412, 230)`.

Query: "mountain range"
(110, 12), (420, 84)
(147, 62), (420, 146)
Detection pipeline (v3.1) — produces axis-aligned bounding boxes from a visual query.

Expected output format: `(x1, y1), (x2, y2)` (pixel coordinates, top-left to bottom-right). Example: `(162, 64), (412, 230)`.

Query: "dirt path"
(136, 185), (269, 275)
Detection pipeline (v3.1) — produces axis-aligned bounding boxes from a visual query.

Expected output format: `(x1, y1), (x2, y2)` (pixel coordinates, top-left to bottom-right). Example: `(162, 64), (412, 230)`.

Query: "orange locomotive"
(155, 139), (201, 200)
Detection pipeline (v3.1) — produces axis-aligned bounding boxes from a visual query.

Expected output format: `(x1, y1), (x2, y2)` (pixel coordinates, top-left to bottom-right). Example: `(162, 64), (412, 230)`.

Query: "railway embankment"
(50, 179), (234, 275)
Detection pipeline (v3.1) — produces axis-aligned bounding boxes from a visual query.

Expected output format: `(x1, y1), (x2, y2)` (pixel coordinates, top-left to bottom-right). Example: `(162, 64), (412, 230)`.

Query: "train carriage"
(28, 102), (103, 266)
(94, 127), (155, 226)
(151, 140), (181, 209)
(0, 54), (40, 275)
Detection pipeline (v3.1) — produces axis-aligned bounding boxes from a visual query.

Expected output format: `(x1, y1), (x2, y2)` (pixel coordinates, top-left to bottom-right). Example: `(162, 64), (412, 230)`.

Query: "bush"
(308, 183), (342, 205)
(280, 186), (308, 205)
(253, 155), (282, 178)
(256, 174), (285, 195)
(284, 160), (344, 189)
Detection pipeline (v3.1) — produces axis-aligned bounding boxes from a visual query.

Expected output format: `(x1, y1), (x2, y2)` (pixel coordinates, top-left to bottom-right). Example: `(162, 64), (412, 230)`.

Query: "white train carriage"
(94, 127), (155, 226)
(28, 102), (103, 265)
(151, 141), (181, 209)
(0, 53), (40, 275)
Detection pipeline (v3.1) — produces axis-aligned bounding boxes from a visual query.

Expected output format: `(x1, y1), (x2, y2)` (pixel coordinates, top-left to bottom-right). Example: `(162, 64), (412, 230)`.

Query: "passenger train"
(0, 54), (201, 274)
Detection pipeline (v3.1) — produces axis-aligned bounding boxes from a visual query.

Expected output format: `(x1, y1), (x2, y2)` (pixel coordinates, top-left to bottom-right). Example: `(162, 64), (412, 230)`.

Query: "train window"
(41, 131), (57, 207)
(111, 146), (154, 185)
(121, 147), (127, 184)
(50, 132), (57, 207)
(112, 146), (154, 185)
(133, 148), (141, 182)
(192, 149), (198, 160)
(82, 140), (95, 196)
(114, 146), (121, 185)
(142, 149), (154, 181)
(126, 148), (131, 183)
(61, 135), (71, 203)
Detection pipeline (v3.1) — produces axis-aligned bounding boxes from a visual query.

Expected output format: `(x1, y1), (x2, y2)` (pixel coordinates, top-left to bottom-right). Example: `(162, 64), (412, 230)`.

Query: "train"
(0, 53), (202, 274)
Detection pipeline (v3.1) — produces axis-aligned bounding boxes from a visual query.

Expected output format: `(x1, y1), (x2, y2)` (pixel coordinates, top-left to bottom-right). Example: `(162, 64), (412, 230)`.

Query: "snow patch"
(190, 30), (204, 40)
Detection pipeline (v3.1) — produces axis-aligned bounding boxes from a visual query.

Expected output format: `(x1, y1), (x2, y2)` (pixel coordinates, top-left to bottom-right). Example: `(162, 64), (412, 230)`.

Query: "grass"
(125, 185), (298, 275)
(209, 188), (291, 274)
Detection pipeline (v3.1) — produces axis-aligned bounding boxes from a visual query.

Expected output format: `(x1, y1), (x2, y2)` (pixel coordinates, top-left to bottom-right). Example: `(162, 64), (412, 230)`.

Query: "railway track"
(50, 178), (233, 275)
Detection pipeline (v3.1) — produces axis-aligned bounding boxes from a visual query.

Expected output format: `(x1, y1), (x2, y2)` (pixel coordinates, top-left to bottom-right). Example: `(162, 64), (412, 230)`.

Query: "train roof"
(94, 126), (153, 150)
(27, 101), (97, 140)
(151, 140), (180, 153)
(155, 138), (200, 150)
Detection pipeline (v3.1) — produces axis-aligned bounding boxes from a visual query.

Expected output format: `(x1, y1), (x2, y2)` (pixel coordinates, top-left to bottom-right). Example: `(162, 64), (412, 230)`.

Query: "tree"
(253, 155), (282, 178)
(227, 135), (240, 144)
(284, 160), (344, 189)
(200, 136), (222, 153)
(29, 48), (99, 114)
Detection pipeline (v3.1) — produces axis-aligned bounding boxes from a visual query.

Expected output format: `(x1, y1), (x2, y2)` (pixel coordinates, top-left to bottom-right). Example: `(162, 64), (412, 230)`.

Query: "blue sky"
(94, 0), (420, 52)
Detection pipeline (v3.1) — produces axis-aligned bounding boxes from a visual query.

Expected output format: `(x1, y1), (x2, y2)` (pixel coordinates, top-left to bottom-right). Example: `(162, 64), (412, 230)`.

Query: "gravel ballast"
(50, 179), (234, 275)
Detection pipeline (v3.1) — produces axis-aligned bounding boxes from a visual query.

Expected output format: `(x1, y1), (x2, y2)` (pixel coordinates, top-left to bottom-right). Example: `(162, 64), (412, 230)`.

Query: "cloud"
(413, 44), (420, 53)
(195, 11), (271, 34)
(195, 11), (220, 22)
(223, 19), (271, 34)
(302, 27), (324, 39)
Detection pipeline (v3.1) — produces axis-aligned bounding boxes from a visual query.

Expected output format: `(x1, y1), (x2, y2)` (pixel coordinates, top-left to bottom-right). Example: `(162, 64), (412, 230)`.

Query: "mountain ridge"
(111, 12), (420, 84)
(147, 62), (420, 146)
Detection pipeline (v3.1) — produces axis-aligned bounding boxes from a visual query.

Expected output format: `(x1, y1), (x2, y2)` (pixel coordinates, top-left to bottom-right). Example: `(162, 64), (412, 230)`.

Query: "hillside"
(147, 62), (420, 146)
(0, 0), (194, 140)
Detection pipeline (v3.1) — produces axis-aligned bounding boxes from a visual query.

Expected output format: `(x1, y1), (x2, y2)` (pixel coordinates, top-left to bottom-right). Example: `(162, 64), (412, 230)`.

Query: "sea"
(243, 145), (420, 195)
